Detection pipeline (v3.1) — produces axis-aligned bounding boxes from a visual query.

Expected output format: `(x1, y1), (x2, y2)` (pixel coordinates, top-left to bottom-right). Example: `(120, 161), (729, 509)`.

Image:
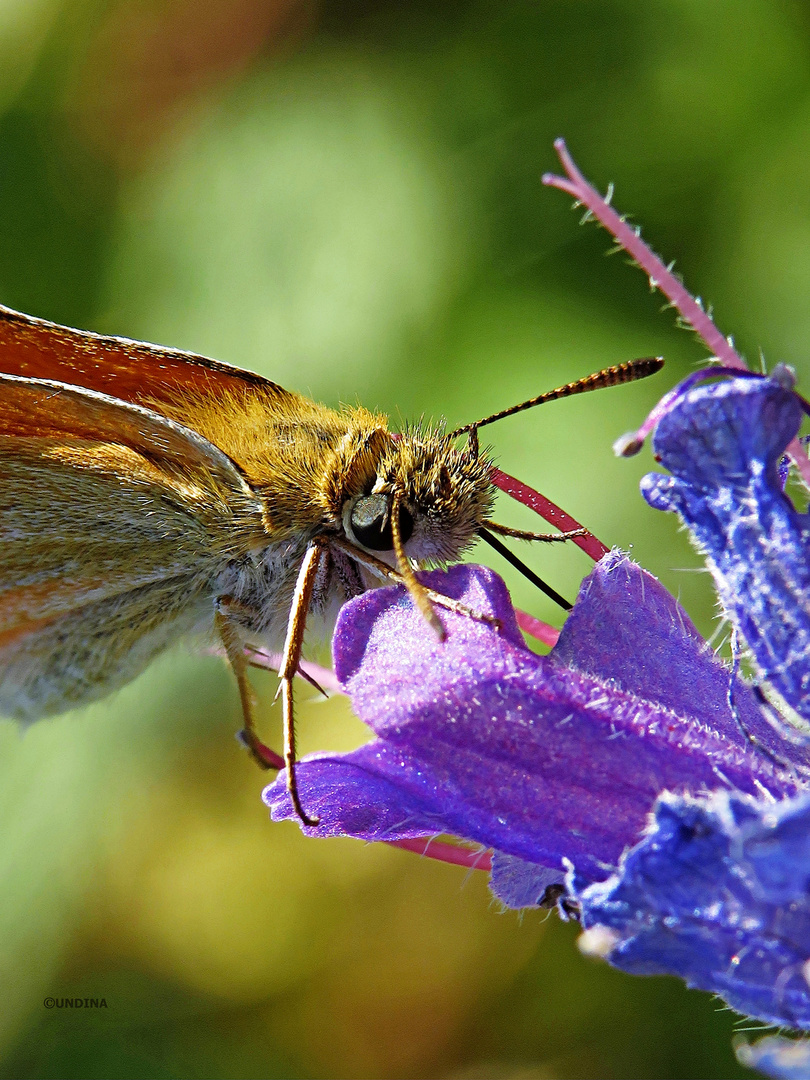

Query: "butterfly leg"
(277, 538), (327, 828)
(215, 599), (285, 771)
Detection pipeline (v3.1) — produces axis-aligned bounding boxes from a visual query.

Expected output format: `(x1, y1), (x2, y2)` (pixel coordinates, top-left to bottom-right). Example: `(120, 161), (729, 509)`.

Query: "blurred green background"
(1, 1), (808, 1077)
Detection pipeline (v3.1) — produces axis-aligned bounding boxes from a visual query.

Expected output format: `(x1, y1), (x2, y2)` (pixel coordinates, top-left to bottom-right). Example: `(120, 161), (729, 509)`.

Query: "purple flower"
(642, 369), (810, 726)
(265, 552), (805, 895)
(264, 141), (810, 1042)
(537, 139), (810, 1035)
(541, 365), (810, 1032)
(570, 789), (810, 1029)
(263, 363), (810, 1030)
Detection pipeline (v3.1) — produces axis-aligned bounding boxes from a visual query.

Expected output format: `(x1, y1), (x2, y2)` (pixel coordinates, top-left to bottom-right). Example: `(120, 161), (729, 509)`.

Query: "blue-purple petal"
(570, 790), (810, 1028)
(489, 852), (565, 909)
(551, 549), (805, 763)
(265, 559), (802, 883)
(641, 373), (810, 724)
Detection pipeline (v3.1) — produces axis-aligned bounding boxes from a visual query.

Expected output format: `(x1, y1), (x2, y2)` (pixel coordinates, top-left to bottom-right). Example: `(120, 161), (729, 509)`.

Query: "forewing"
(0, 302), (298, 415)
(0, 375), (268, 719)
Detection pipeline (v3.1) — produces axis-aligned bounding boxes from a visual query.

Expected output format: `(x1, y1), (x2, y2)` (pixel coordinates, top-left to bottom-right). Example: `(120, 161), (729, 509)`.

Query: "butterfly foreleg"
(277, 537), (327, 828)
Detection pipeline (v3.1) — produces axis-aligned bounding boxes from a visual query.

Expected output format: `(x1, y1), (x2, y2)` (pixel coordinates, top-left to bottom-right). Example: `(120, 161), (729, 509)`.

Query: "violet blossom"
(547, 141), (810, 1054)
(265, 142), (810, 1058)
(265, 551), (807, 883)
(545, 141), (810, 1060)
(570, 787), (810, 1029)
(642, 367), (810, 728)
(575, 364), (810, 1058)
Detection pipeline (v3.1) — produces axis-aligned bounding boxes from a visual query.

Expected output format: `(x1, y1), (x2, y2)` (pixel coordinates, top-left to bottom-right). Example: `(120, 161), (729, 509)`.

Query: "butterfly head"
(338, 424), (495, 566)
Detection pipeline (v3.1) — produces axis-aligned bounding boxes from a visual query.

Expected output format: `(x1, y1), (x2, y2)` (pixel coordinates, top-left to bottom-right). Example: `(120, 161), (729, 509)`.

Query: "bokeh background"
(1, 2), (809, 1077)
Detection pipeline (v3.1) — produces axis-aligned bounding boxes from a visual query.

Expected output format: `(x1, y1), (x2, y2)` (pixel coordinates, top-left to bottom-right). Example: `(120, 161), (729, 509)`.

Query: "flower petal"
(266, 560), (801, 882)
(571, 790), (810, 1028)
(489, 852), (565, 909)
(553, 548), (810, 765)
(641, 373), (810, 725)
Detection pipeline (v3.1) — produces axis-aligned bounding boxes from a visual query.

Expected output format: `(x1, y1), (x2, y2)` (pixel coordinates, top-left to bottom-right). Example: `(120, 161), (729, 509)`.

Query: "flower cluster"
(266, 367), (810, 1051)
(265, 143), (810, 1074)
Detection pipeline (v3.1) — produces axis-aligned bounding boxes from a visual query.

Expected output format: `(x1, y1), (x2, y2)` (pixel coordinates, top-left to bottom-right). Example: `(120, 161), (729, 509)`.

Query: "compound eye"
(350, 493), (414, 551)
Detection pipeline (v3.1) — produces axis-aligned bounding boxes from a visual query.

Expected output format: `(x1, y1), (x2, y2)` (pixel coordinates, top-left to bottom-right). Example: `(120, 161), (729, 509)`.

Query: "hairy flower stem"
(543, 138), (810, 489)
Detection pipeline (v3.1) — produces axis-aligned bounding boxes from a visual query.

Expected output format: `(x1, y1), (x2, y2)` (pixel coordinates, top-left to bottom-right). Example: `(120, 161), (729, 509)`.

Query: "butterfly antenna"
(449, 357), (663, 438)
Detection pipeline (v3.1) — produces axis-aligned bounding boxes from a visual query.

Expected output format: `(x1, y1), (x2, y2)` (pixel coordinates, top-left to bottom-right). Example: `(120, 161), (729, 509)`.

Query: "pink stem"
(792, 440), (810, 488)
(544, 139), (810, 490)
(205, 645), (344, 696)
(248, 650), (344, 695)
(491, 466), (609, 562)
(385, 836), (493, 872)
(238, 733), (285, 770)
(515, 609), (560, 647)
(543, 139), (745, 371)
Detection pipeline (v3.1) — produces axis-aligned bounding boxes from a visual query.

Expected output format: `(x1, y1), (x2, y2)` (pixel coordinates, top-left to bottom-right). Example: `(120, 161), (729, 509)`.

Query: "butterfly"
(0, 301), (661, 822)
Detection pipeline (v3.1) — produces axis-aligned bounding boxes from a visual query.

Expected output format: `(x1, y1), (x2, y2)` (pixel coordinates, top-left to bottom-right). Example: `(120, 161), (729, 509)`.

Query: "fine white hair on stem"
(543, 138), (810, 488)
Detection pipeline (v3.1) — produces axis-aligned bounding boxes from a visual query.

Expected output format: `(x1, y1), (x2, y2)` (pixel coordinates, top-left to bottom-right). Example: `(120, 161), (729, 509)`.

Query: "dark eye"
(350, 493), (414, 551)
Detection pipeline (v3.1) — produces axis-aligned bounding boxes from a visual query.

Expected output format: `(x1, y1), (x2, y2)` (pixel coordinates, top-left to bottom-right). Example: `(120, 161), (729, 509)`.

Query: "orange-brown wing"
(0, 374), (268, 720)
(0, 302), (298, 415)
